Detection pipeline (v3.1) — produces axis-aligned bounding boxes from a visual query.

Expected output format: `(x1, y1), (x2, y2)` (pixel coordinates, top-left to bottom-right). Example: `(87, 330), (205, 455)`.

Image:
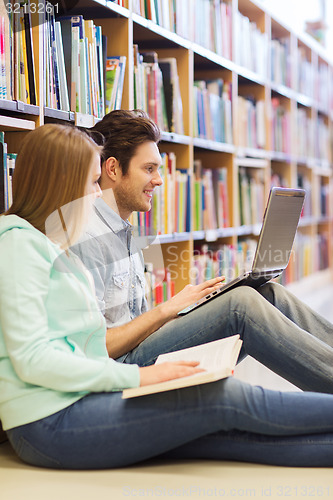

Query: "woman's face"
(44, 153), (102, 248)
(86, 153), (102, 200)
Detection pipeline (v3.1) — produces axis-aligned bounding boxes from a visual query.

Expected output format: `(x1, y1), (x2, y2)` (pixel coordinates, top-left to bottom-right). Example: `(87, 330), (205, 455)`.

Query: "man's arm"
(106, 277), (224, 358)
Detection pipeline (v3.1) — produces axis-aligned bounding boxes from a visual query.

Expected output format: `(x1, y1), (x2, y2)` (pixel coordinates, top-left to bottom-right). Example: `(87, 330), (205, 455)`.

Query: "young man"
(72, 109), (333, 393)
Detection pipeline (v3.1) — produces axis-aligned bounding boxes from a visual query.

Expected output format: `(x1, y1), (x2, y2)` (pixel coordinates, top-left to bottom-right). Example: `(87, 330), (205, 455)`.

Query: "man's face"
(113, 141), (163, 219)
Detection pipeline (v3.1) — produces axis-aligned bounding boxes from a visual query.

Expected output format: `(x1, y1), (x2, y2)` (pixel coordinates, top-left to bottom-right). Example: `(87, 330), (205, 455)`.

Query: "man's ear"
(104, 157), (120, 181)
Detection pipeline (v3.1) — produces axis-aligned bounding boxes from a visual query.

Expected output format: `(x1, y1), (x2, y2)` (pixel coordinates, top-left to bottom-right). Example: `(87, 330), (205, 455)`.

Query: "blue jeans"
(6, 376), (333, 468)
(7, 283), (333, 469)
(122, 283), (333, 393)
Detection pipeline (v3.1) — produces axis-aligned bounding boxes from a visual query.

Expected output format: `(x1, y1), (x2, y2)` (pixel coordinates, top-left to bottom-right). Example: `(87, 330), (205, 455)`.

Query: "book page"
(122, 335), (242, 399)
(156, 335), (241, 373)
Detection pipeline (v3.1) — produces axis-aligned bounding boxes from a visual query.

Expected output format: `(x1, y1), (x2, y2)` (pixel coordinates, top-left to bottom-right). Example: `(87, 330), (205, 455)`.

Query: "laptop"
(178, 187), (305, 315)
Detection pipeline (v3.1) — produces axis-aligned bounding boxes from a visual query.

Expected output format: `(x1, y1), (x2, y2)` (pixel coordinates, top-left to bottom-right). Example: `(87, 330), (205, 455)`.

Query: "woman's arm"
(0, 228), (139, 393)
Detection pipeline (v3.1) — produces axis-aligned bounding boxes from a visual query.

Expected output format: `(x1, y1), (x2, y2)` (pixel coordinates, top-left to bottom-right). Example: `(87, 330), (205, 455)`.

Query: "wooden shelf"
(0, 115), (36, 132)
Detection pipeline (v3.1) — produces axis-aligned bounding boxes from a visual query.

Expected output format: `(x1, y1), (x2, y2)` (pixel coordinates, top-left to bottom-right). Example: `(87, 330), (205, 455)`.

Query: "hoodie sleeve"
(0, 227), (140, 393)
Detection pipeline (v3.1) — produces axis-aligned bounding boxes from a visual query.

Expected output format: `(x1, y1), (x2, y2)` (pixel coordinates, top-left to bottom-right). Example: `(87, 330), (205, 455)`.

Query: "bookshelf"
(0, 0), (332, 296)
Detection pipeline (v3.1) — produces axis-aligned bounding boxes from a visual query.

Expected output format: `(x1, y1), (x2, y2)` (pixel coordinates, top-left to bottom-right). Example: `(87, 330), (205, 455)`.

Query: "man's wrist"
(155, 300), (176, 322)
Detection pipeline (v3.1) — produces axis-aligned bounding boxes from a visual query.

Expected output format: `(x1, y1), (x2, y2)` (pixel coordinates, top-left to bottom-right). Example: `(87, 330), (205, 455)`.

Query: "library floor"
(1, 273), (333, 500)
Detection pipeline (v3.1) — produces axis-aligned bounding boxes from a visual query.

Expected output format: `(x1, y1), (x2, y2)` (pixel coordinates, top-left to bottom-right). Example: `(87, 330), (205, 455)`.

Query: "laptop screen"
(252, 187), (305, 274)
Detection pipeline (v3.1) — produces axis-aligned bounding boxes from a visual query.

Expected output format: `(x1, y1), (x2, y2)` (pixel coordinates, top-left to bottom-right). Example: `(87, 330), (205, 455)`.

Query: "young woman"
(1, 124), (333, 470)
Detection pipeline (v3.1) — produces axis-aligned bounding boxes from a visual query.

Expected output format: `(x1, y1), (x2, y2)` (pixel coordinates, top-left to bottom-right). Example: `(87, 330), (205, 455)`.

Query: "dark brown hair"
(89, 110), (161, 175)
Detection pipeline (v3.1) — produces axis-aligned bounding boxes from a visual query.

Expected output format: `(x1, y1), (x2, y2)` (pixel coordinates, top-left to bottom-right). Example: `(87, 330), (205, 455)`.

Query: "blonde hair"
(6, 124), (102, 247)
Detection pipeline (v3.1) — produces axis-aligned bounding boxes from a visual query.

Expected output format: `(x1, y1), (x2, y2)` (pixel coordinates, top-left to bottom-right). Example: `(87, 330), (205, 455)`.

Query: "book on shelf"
(238, 168), (265, 226)
(122, 334), (242, 399)
(3, 1), (39, 103)
(0, 131), (6, 213)
(50, 14), (104, 116)
(0, 1), (11, 100)
(158, 57), (184, 134)
(0, 130), (17, 214)
(193, 160), (230, 231)
(23, 1), (37, 105)
(236, 96), (265, 149)
(133, 48), (168, 132)
(212, 167), (229, 228)
(144, 266), (176, 308)
(174, 169), (191, 233)
(270, 36), (291, 87)
(105, 56), (126, 113)
(271, 97), (291, 153)
(193, 79), (232, 143)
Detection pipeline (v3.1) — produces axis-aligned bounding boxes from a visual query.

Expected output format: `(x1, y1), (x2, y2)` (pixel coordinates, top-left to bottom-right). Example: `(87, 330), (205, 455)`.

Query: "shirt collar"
(94, 198), (132, 235)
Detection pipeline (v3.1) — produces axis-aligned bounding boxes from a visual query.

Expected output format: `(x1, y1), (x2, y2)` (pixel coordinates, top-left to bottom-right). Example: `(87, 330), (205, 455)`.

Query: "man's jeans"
(122, 282), (333, 394)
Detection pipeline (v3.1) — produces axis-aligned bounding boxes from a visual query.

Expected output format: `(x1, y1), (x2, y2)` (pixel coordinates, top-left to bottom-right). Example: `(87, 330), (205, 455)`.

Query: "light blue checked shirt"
(72, 198), (148, 329)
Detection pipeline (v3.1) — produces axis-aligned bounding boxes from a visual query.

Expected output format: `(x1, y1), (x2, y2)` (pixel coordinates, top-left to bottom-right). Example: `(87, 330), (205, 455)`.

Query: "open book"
(122, 335), (242, 399)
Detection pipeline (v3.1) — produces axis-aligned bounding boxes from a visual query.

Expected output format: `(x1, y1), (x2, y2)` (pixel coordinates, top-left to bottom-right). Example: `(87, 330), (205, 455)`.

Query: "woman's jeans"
(7, 377), (333, 469)
(7, 283), (333, 469)
(123, 283), (333, 394)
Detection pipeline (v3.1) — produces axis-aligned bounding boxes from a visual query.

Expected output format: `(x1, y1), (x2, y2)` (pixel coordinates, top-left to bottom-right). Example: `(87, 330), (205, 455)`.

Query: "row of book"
(297, 173), (312, 218)
(192, 240), (257, 284)
(270, 37), (291, 88)
(234, 10), (268, 79)
(0, 133), (16, 213)
(143, 232), (329, 303)
(0, 16), (6, 100)
(105, 56), (126, 114)
(44, 8), (105, 117)
(271, 97), (291, 153)
(192, 233), (329, 289)
(238, 168), (265, 227)
(193, 80), (232, 143)
(130, 0), (331, 108)
(319, 181), (330, 217)
(296, 47), (314, 99)
(315, 116), (331, 162)
(144, 265), (176, 309)
(316, 63), (330, 109)
(296, 107), (315, 159)
(193, 161), (230, 231)
(270, 39), (331, 107)
(272, 172), (330, 220)
(284, 232), (330, 284)
(295, 109), (331, 162)
(236, 96), (265, 149)
(132, 0), (232, 59)
(3, 3), (37, 104)
(133, 47), (184, 135)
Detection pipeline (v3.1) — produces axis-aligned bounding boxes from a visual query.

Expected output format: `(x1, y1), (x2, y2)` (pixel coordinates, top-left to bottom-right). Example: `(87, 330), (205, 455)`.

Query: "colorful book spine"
(236, 96), (265, 149)
(193, 80), (232, 144)
(144, 265), (176, 307)
(271, 97), (291, 153)
(134, 50), (184, 134)
(193, 240), (257, 285)
(238, 168), (265, 226)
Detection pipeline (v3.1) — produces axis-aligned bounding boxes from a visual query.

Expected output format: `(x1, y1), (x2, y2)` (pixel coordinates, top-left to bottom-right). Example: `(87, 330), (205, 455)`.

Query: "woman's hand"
(158, 276), (225, 319)
(139, 361), (205, 387)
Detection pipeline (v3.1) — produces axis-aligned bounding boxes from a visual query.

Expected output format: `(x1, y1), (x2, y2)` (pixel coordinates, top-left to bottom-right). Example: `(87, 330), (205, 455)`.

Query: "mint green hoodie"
(0, 215), (140, 430)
